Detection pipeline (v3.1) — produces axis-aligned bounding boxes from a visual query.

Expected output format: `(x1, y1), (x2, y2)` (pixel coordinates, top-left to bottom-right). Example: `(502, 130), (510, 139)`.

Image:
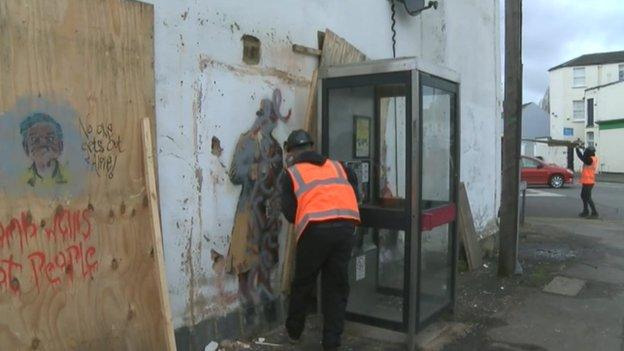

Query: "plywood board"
(458, 182), (483, 271)
(306, 29), (367, 138)
(320, 29), (367, 66)
(0, 1), (173, 350)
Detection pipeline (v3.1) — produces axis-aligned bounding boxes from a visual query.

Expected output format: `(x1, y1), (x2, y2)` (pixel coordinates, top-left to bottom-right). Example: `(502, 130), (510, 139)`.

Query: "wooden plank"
(458, 182), (483, 271)
(320, 29), (367, 66)
(0, 1), (171, 350)
(292, 44), (322, 57)
(304, 69), (320, 142)
(281, 30), (367, 294)
(141, 118), (176, 351)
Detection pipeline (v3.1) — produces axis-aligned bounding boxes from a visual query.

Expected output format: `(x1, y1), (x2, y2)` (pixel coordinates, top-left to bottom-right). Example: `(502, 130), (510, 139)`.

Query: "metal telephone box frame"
(317, 57), (461, 350)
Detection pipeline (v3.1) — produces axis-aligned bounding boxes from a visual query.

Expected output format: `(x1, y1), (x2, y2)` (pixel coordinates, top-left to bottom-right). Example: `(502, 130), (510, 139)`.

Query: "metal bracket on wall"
(398, 0), (439, 16)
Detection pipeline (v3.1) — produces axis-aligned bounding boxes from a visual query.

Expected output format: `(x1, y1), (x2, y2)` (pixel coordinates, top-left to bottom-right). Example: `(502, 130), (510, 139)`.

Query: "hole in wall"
(242, 34), (261, 65)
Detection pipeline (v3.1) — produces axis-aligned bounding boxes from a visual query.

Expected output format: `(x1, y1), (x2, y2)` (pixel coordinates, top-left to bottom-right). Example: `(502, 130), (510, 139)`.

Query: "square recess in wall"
(242, 35), (261, 65)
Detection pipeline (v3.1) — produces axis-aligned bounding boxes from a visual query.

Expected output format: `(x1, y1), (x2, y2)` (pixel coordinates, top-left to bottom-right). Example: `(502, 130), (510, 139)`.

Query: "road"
(524, 181), (624, 220)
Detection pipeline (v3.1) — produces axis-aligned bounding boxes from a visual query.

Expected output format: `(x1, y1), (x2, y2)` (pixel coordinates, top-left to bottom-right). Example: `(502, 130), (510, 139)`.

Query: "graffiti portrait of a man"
(20, 112), (68, 187)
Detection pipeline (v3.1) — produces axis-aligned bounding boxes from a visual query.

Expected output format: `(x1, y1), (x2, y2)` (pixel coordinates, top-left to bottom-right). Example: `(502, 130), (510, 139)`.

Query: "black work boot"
(588, 212), (600, 219)
(578, 211), (589, 218)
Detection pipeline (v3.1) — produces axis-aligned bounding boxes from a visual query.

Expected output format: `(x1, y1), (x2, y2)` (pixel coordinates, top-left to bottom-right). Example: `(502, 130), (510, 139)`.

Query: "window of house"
(573, 67), (586, 87)
(573, 100), (585, 120)
(619, 64), (624, 81)
(563, 127), (574, 137)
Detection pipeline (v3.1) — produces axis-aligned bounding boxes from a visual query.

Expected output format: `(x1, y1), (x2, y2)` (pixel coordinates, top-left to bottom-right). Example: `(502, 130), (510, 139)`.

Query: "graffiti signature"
(80, 121), (124, 179)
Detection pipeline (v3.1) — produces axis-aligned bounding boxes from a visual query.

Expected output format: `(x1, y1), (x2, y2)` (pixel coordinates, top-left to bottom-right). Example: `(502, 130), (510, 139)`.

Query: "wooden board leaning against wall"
(0, 1), (174, 350)
(281, 30), (367, 294)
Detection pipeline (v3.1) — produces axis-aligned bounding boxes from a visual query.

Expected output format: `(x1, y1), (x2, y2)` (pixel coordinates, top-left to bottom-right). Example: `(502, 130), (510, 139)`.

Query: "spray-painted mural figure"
(227, 89), (290, 324)
(20, 113), (68, 187)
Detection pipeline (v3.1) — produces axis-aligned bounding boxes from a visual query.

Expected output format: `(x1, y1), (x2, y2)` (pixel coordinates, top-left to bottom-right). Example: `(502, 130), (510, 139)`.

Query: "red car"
(521, 156), (574, 188)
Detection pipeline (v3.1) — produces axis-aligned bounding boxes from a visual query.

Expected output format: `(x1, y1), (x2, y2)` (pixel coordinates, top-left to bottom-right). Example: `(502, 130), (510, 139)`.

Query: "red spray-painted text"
(0, 209), (97, 293)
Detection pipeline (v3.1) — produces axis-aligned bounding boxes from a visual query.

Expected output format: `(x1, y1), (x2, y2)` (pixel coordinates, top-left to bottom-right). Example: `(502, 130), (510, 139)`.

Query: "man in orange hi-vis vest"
(576, 145), (599, 219)
(280, 129), (360, 351)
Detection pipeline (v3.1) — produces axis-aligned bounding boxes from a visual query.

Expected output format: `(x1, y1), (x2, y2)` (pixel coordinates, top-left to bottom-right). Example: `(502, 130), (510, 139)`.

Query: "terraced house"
(547, 50), (624, 172)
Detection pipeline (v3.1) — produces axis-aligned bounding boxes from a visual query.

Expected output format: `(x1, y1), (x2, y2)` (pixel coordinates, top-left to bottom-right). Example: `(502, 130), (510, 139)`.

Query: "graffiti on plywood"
(0, 97), (89, 198)
(79, 121), (124, 179)
(19, 113), (68, 187)
(226, 89), (290, 324)
(0, 207), (98, 294)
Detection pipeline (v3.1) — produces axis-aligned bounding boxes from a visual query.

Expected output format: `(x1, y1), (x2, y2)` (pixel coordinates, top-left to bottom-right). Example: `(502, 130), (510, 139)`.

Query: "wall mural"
(226, 89), (290, 325)
(0, 97), (90, 198)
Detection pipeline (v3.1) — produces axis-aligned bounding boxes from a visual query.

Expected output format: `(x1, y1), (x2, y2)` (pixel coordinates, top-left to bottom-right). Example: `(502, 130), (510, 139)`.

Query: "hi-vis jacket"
(287, 159), (360, 240)
(580, 156), (598, 185)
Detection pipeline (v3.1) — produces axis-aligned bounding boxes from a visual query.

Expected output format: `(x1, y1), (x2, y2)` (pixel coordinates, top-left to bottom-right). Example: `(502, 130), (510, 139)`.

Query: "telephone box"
(317, 58), (460, 349)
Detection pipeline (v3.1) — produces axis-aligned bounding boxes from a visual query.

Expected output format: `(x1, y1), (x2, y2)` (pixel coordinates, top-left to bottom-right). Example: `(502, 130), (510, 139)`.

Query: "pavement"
(227, 181), (624, 351)
(442, 180), (624, 350)
(596, 173), (624, 184)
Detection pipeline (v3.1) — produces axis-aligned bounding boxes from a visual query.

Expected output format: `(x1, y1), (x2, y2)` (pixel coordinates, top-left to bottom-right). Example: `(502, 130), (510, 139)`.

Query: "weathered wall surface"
(140, 0), (501, 347)
(585, 82), (624, 173)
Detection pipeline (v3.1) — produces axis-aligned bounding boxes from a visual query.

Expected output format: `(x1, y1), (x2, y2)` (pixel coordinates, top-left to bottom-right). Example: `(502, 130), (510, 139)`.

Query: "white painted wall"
(140, 0), (501, 330)
(584, 81), (624, 173)
(598, 129), (624, 173)
(586, 81), (624, 123)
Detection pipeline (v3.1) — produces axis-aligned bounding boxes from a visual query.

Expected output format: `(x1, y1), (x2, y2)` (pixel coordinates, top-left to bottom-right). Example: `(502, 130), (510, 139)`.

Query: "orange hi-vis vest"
(580, 156), (599, 185)
(287, 159), (360, 240)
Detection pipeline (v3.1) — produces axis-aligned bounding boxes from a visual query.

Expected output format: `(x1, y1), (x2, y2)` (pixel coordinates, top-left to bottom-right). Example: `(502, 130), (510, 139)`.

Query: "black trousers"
(286, 222), (355, 349)
(581, 184), (597, 214)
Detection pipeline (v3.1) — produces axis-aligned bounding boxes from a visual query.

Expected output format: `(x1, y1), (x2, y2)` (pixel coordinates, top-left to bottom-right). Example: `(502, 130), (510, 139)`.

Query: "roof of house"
(522, 102), (550, 139)
(586, 79), (624, 92)
(548, 50), (624, 71)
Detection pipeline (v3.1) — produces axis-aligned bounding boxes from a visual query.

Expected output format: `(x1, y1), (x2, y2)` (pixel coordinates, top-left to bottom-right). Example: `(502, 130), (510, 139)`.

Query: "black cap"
(285, 129), (314, 152)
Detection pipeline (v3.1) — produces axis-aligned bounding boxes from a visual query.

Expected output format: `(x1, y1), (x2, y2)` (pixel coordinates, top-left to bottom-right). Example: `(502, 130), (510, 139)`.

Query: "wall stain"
(185, 79), (207, 328)
(199, 55), (310, 87)
(184, 219), (197, 326)
(211, 136), (223, 157)
(230, 22), (240, 33)
(195, 168), (203, 193)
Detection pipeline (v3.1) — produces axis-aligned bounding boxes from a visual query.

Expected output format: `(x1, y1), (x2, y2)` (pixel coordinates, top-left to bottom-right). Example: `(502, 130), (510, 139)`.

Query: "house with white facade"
(120, 1), (504, 348)
(548, 50), (624, 170)
(585, 80), (624, 173)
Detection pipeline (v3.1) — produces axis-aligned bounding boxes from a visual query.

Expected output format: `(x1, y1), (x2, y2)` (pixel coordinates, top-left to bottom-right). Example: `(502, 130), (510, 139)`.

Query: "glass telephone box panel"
(320, 59), (459, 335)
(324, 72), (411, 330)
(419, 79), (457, 323)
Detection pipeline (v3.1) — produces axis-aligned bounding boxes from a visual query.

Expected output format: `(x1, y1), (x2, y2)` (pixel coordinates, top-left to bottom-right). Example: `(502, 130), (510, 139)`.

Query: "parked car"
(521, 156), (574, 188)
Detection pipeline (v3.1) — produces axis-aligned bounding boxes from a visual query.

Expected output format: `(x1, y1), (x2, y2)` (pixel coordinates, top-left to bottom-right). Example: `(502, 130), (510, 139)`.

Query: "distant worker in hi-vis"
(280, 129), (360, 351)
(576, 145), (599, 219)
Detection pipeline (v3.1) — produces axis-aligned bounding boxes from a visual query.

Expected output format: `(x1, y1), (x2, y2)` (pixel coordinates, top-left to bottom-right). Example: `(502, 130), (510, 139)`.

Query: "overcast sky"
(516, 0), (624, 103)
